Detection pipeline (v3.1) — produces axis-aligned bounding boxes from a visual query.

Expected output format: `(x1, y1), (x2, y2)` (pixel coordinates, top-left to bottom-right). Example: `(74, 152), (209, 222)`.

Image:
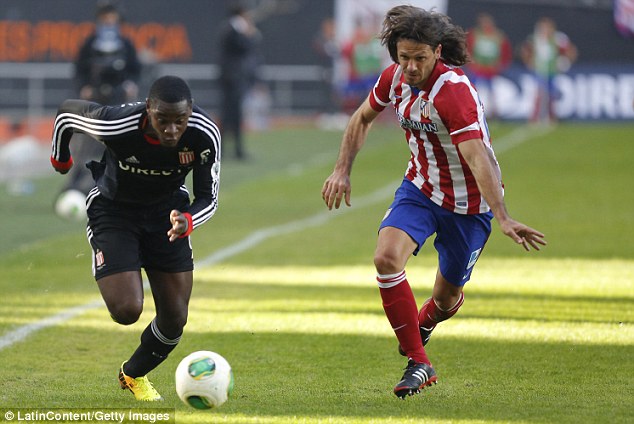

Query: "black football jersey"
(51, 100), (221, 230)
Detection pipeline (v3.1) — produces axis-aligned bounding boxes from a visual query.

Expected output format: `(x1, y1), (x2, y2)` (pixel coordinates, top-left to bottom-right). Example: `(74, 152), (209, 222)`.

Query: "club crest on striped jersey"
(421, 101), (431, 119)
(179, 148), (195, 165)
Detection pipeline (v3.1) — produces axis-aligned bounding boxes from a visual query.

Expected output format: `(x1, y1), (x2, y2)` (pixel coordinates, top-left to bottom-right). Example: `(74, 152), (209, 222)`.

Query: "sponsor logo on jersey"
(118, 161), (177, 176)
(125, 155), (140, 164)
(179, 148), (195, 165)
(397, 112), (438, 132)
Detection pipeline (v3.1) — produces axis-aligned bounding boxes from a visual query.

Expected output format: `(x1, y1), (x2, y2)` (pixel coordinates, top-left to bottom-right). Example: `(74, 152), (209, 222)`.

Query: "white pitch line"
(197, 183), (395, 267)
(0, 124), (551, 351)
(0, 299), (103, 351)
(493, 123), (553, 154)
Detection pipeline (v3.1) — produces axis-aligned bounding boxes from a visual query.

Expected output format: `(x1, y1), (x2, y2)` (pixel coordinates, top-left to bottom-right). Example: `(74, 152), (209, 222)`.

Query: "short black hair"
(148, 76), (193, 104)
(96, 1), (119, 19)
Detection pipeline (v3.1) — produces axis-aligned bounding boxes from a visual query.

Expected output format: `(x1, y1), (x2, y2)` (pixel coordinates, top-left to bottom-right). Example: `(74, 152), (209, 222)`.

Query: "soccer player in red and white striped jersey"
(322, 5), (546, 399)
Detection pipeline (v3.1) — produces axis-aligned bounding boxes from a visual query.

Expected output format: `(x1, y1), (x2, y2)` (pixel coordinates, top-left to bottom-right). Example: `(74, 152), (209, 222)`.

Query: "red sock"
(419, 292), (465, 331)
(377, 271), (430, 365)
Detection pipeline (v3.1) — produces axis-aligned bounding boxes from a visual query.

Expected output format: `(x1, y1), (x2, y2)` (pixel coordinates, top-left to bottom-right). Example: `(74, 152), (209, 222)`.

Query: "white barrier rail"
(0, 62), (326, 118)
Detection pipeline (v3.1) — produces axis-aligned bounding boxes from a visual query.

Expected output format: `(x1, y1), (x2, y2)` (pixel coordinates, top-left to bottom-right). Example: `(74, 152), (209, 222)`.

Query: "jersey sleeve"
(369, 64), (398, 112)
(186, 111), (222, 232)
(433, 81), (482, 144)
(51, 100), (142, 170)
(50, 99), (102, 170)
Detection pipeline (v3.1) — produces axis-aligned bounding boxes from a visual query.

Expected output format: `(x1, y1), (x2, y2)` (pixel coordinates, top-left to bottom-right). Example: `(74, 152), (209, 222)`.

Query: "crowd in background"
(312, 10), (578, 126)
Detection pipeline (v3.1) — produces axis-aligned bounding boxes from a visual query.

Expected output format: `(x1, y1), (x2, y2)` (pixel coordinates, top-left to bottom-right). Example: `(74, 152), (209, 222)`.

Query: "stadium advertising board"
(482, 65), (634, 120)
(0, 19), (192, 63)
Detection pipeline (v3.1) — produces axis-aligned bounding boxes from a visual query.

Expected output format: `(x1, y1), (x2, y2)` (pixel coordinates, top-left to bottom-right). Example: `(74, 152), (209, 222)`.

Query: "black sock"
(123, 319), (181, 378)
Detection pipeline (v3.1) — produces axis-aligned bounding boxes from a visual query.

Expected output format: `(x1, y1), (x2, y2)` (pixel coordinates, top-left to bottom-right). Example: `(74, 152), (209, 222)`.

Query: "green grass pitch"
(0, 122), (632, 423)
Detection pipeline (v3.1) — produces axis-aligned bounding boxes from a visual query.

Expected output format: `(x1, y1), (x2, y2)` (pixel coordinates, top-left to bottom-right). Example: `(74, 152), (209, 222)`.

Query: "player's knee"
(157, 310), (188, 336)
(165, 317), (187, 337)
(109, 301), (143, 325)
(373, 250), (402, 274)
(171, 311), (188, 334)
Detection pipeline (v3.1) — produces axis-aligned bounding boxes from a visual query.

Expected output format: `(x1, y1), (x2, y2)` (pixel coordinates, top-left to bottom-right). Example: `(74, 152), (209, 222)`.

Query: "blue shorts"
(379, 179), (493, 286)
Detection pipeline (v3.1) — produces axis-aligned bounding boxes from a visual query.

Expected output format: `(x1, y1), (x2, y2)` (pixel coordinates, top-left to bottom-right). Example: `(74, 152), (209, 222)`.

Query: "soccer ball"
(54, 189), (87, 221)
(175, 351), (234, 409)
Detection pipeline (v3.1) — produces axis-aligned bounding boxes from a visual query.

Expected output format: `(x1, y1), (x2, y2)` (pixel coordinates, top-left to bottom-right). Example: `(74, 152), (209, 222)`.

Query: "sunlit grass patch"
(191, 259), (633, 345)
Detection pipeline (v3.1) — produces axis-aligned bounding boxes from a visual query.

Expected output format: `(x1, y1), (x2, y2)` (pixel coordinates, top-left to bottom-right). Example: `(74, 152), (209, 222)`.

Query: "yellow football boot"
(118, 362), (163, 401)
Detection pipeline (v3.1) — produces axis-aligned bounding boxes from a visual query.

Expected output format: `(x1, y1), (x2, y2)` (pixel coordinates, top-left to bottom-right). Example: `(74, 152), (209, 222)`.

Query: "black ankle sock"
(124, 319), (181, 378)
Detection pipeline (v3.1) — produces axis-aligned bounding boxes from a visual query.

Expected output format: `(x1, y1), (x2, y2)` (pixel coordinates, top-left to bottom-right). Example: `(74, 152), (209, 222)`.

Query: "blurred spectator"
(340, 17), (384, 113)
(520, 17), (577, 123)
(0, 120), (40, 196)
(614, 0), (634, 38)
(465, 13), (512, 118)
(218, 3), (263, 160)
(55, 1), (141, 219)
(243, 83), (271, 132)
(75, 1), (141, 105)
(313, 18), (340, 116)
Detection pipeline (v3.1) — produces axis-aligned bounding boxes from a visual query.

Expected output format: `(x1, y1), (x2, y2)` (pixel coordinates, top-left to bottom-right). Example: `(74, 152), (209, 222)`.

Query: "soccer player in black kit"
(50, 76), (221, 401)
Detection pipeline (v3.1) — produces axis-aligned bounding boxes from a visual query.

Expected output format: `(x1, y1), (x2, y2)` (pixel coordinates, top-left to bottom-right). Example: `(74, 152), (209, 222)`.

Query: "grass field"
(0, 122), (632, 423)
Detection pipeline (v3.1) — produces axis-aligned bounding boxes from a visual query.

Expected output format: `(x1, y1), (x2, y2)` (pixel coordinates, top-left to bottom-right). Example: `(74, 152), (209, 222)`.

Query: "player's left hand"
(322, 172), (352, 210)
(499, 218), (547, 251)
(168, 209), (189, 242)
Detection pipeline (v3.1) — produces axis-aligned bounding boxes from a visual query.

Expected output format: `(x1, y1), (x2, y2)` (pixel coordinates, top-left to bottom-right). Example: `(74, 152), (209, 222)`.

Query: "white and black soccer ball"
(175, 350), (234, 409)
(54, 189), (87, 221)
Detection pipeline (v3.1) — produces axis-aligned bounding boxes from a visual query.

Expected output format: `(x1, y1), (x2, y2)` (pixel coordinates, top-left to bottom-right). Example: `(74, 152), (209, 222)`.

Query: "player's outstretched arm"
(457, 138), (547, 251)
(322, 97), (380, 210)
(51, 99), (103, 175)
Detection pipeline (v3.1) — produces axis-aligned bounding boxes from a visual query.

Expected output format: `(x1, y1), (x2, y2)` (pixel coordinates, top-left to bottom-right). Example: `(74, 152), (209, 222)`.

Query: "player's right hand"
(322, 172), (352, 210)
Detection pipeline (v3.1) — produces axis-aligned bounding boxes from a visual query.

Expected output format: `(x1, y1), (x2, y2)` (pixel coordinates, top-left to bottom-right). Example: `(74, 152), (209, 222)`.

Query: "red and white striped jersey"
(369, 60), (502, 215)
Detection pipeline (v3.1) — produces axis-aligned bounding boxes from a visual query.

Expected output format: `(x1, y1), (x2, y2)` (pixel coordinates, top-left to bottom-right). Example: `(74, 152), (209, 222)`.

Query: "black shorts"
(86, 191), (194, 280)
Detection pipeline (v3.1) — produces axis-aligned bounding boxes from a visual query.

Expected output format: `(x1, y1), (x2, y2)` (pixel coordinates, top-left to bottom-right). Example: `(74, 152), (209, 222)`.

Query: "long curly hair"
(378, 5), (468, 66)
